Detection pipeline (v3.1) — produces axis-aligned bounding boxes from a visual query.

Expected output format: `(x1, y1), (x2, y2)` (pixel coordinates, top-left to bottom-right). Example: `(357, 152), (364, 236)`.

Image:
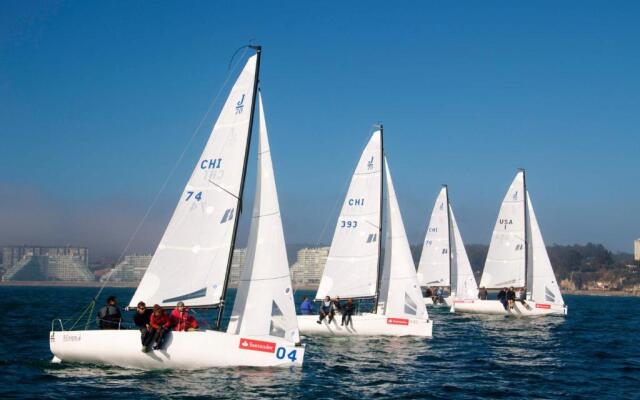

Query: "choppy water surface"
(0, 286), (638, 399)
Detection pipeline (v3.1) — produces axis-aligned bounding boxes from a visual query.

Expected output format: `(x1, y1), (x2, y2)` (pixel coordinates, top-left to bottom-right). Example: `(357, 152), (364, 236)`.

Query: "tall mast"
(216, 45), (262, 329)
(521, 168), (529, 296)
(374, 123), (384, 313)
(444, 184), (452, 291)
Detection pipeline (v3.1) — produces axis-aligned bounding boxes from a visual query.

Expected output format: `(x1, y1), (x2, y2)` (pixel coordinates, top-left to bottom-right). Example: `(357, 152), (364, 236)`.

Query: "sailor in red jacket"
(145, 304), (170, 352)
(170, 301), (199, 332)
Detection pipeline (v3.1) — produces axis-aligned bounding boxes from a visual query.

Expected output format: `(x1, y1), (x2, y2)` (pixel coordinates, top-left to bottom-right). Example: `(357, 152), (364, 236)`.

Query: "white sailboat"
(416, 186), (478, 307)
(50, 47), (305, 368)
(452, 170), (567, 316)
(297, 128), (432, 337)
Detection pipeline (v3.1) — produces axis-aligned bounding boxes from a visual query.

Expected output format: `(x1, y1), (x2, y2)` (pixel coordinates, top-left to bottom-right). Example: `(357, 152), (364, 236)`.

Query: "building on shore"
(1, 245), (93, 281)
(290, 247), (329, 288)
(101, 254), (153, 283)
(634, 239), (640, 262)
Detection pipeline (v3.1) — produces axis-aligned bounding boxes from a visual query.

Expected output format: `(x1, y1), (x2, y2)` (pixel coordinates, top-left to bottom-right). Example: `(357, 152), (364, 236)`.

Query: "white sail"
(449, 206), (478, 299)
(227, 94), (300, 344)
(130, 55), (258, 308)
(480, 171), (526, 289)
(526, 192), (564, 305)
(378, 158), (427, 319)
(316, 131), (382, 300)
(416, 187), (450, 287)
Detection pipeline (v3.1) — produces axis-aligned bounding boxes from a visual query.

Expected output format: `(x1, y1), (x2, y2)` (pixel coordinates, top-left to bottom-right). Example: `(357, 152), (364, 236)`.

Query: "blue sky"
(1, 1), (638, 258)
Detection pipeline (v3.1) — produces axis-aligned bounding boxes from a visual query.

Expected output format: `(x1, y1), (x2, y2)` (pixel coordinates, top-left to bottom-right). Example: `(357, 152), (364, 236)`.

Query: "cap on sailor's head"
(177, 301), (185, 307)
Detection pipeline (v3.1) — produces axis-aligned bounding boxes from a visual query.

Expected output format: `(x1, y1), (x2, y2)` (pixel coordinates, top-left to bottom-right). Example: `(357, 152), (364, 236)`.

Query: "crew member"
(97, 295), (122, 330)
(317, 296), (335, 324)
(149, 305), (171, 351)
(300, 296), (314, 315)
(134, 301), (153, 350)
(341, 298), (354, 327)
(170, 301), (199, 332)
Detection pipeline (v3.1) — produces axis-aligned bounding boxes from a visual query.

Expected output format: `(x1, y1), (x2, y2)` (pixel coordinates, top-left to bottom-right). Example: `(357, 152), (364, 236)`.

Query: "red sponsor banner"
(387, 318), (409, 326)
(238, 338), (276, 353)
(536, 303), (551, 309)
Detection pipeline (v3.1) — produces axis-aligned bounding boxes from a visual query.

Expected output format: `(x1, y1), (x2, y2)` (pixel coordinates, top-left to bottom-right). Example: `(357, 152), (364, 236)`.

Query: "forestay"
(480, 171), (526, 289)
(316, 131), (382, 300)
(130, 55), (258, 308)
(227, 94), (300, 344)
(449, 206), (478, 299)
(378, 158), (427, 319)
(526, 193), (564, 305)
(417, 187), (450, 287)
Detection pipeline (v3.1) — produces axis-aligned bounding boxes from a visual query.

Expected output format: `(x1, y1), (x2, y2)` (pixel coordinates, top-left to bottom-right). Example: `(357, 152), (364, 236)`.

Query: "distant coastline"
(1, 281), (638, 297)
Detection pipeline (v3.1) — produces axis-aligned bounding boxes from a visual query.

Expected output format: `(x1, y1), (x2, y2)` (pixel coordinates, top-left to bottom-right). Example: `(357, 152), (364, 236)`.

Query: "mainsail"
(526, 192), (564, 305)
(227, 93), (300, 344)
(315, 131), (382, 300)
(378, 158), (427, 319)
(449, 206), (478, 299)
(416, 187), (451, 287)
(130, 55), (259, 308)
(479, 171), (526, 289)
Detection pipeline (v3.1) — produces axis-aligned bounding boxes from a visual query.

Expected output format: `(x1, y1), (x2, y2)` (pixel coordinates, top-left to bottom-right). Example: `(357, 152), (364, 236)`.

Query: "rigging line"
(207, 179), (239, 200)
(92, 46), (250, 304)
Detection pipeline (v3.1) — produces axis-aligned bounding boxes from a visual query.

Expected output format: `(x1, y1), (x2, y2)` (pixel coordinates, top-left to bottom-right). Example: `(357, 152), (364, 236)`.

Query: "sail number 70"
(275, 347), (297, 362)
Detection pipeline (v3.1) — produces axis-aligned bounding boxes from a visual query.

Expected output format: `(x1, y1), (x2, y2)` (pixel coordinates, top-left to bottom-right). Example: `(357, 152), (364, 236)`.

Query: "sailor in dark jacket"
(506, 287), (516, 310)
(133, 301), (154, 348)
(341, 298), (355, 327)
(497, 288), (508, 310)
(97, 295), (122, 329)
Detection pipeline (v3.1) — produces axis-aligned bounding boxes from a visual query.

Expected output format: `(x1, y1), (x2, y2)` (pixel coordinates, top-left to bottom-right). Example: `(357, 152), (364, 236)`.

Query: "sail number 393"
(340, 220), (358, 228)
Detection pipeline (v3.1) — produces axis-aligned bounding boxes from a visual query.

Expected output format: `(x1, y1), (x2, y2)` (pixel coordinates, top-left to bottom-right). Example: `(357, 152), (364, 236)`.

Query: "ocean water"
(0, 286), (638, 399)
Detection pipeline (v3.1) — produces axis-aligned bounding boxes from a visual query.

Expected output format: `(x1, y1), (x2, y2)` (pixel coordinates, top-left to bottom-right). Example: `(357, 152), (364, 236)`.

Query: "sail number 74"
(185, 191), (203, 201)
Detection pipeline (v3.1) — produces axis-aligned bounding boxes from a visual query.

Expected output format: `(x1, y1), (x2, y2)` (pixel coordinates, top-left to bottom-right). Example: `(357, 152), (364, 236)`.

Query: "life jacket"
(170, 308), (199, 331)
(150, 311), (170, 329)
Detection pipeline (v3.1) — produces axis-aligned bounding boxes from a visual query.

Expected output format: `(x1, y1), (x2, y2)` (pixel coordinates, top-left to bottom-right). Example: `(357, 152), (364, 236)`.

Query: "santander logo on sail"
(239, 338), (276, 353)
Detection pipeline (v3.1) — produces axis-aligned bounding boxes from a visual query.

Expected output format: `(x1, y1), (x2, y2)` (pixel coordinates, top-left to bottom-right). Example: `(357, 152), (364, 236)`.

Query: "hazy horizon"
(2, 2), (639, 258)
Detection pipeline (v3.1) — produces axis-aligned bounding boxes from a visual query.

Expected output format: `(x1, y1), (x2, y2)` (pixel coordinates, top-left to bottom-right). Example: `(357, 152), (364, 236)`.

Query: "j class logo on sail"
(367, 156), (375, 170)
(348, 198), (365, 206)
(235, 94), (245, 114)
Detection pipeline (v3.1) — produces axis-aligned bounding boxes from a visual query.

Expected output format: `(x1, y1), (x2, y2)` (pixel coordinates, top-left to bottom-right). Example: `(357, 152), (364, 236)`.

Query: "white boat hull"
(451, 299), (567, 316)
(423, 297), (453, 307)
(50, 329), (304, 369)
(297, 313), (433, 337)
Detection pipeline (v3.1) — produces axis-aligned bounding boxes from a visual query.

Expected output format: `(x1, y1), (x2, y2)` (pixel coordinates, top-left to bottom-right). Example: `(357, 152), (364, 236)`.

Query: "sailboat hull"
(451, 299), (567, 316)
(49, 329), (304, 369)
(296, 313), (432, 337)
